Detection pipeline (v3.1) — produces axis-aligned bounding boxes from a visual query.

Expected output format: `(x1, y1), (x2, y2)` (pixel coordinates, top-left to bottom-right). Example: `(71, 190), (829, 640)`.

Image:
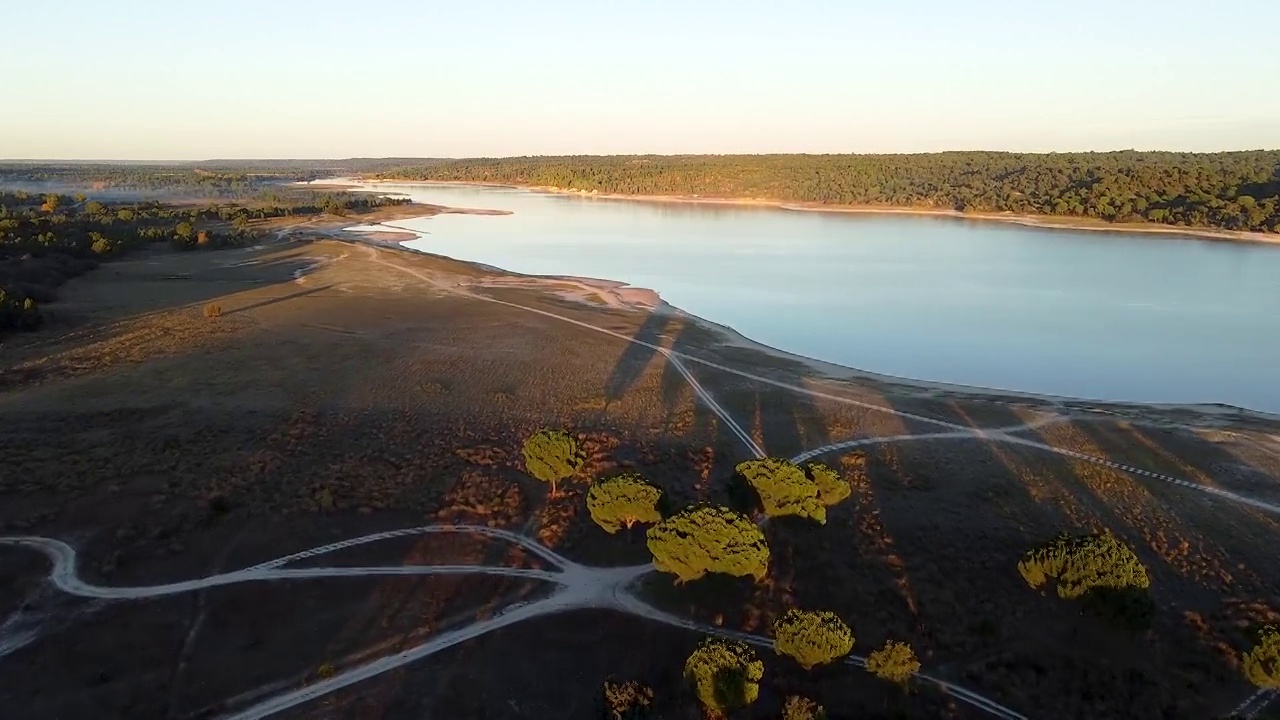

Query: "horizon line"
(3, 147), (1280, 165)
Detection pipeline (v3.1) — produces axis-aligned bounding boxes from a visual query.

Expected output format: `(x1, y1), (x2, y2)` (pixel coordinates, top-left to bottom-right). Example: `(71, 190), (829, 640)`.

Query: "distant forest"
(374, 152), (1280, 234)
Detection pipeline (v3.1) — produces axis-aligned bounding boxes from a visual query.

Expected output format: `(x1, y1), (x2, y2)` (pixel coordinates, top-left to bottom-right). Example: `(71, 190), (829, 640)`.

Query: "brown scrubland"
(1, 219), (1278, 720)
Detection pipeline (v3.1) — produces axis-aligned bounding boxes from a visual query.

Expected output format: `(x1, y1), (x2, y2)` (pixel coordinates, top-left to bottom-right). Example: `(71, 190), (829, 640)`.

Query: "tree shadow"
(601, 308), (674, 406)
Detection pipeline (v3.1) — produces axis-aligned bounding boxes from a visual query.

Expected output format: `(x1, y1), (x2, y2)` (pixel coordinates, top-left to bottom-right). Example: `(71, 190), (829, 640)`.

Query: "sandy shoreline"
(331, 208), (1280, 424)
(360, 178), (1280, 246)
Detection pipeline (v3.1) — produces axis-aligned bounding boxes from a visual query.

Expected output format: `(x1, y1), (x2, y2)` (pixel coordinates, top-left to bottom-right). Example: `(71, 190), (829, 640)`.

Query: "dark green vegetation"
(521, 429), (584, 496)
(865, 640), (921, 686)
(645, 505), (769, 583)
(683, 639), (764, 714)
(1244, 626), (1280, 689)
(586, 473), (663, 534)
(1018, 532), (1155, 631)
(0, 187), (406, 335)
(0, 160), (429, 197)
(375, 151), (1280, 233)
(772, 608), (855, 670)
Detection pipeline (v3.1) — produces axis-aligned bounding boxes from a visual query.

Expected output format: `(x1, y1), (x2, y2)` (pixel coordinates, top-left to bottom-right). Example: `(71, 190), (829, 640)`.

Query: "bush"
(646, 506), (769, 583)
(602, 679), (653, 720)
(736, 457), (825, 523)
(1018, 532), (1150, 599)
(865, 640), (920, 685)
(0, 288), (43, 331)
(773, 608), (854, 669)
(521, 429), (584, 496)
(781, 696), (827, 720)
(1244, 625), (1280, 689)
(587, 473), (663, 534)
(803, 461), (850, 506)
(684, 639), (763, 714)
(203, 303), (223, 318)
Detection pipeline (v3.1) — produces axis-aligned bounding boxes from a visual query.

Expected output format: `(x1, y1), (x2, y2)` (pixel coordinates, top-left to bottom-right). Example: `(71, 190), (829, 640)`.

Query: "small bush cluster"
(0, 288), (42, 331)
(602, 679), (653, 719)
(587, 473), (662, 533)
(773, 608), (854, 669)
(684, 639), (763, 714)
(781, 696), (827, 720)
(203, 302), (223, 318)
(865, 640), (920, 685)
(521, 429), (584, 496)
(646, 506), (769, 583)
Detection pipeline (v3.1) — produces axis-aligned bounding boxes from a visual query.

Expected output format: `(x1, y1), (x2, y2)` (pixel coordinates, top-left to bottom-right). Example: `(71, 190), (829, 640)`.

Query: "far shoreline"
(353, 178), (1280, 247)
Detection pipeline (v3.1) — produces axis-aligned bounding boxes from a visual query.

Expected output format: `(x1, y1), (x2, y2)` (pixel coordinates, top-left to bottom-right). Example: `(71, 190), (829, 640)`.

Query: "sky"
(3, 0), (1278, 160)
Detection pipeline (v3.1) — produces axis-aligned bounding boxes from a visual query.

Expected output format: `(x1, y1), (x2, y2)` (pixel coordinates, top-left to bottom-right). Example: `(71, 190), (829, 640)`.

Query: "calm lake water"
(348, 182), (1280, 413)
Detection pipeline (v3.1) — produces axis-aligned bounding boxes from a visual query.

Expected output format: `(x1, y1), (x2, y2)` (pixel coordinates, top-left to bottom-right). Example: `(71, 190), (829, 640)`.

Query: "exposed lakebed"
(346, 182), (1280, 413)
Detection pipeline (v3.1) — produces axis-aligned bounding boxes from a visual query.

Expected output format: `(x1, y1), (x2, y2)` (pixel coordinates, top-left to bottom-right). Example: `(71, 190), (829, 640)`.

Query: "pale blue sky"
(3, 0), (1278, 159)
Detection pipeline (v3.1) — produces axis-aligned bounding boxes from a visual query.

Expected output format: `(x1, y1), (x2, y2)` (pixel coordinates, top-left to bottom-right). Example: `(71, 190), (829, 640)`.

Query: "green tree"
(684, 639), (763, 715)
(84, 200), (106, 215)
(865, 640), (920, 685)
(1017, 532), (1150, 599)
(802, 461), (851, 506)
(116, 208), (136, 222)
(586, 473), (662, 533)
(521, 429), (583, 497)
(646, 506), (769, 582)
(736, 457), (825, 523)
(175, 221), (195, 239)
(1244, 626), (1280, 689)
(773, 608), (854, 670)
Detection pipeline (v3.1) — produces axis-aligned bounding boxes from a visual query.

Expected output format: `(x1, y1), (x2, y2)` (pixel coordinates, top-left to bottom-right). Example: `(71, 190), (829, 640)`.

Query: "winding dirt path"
(0, 525), (1029, 720)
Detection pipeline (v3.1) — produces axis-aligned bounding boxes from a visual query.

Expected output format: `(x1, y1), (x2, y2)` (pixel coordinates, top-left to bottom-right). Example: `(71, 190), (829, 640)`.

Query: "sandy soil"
(363, 179), (1280, 246)
(1, 234), (1278, 720)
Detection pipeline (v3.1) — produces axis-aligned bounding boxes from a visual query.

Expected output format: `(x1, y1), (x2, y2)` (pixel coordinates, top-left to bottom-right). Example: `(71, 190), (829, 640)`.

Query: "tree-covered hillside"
(375, 152), (1280, 233)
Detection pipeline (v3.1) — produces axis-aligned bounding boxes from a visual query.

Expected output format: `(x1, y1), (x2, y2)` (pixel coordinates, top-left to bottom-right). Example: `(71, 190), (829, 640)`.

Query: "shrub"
(684, 639), (763, 714)
(602, 679), (653, 720)
(646, 506), (769, 583)
(803, 461), (850, 506)
(1244, 625), (1280, 689)
(736, 457), (825, 523)
(773, 608), (854, 669)
(865, 640), (920, 685)
(0, 289), (43, 331)
(203, 302), (223, 318)
(781, 696), (827, 720)
(1018, 532), (1150, 599)
(587, 473), (662, 534)
(89, 232), (114, 256)
(521, 429), (584, 496)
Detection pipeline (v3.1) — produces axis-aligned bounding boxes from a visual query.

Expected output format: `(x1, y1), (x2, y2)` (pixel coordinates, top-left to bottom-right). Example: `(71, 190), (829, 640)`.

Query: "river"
(344, 182), (1280, 414)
